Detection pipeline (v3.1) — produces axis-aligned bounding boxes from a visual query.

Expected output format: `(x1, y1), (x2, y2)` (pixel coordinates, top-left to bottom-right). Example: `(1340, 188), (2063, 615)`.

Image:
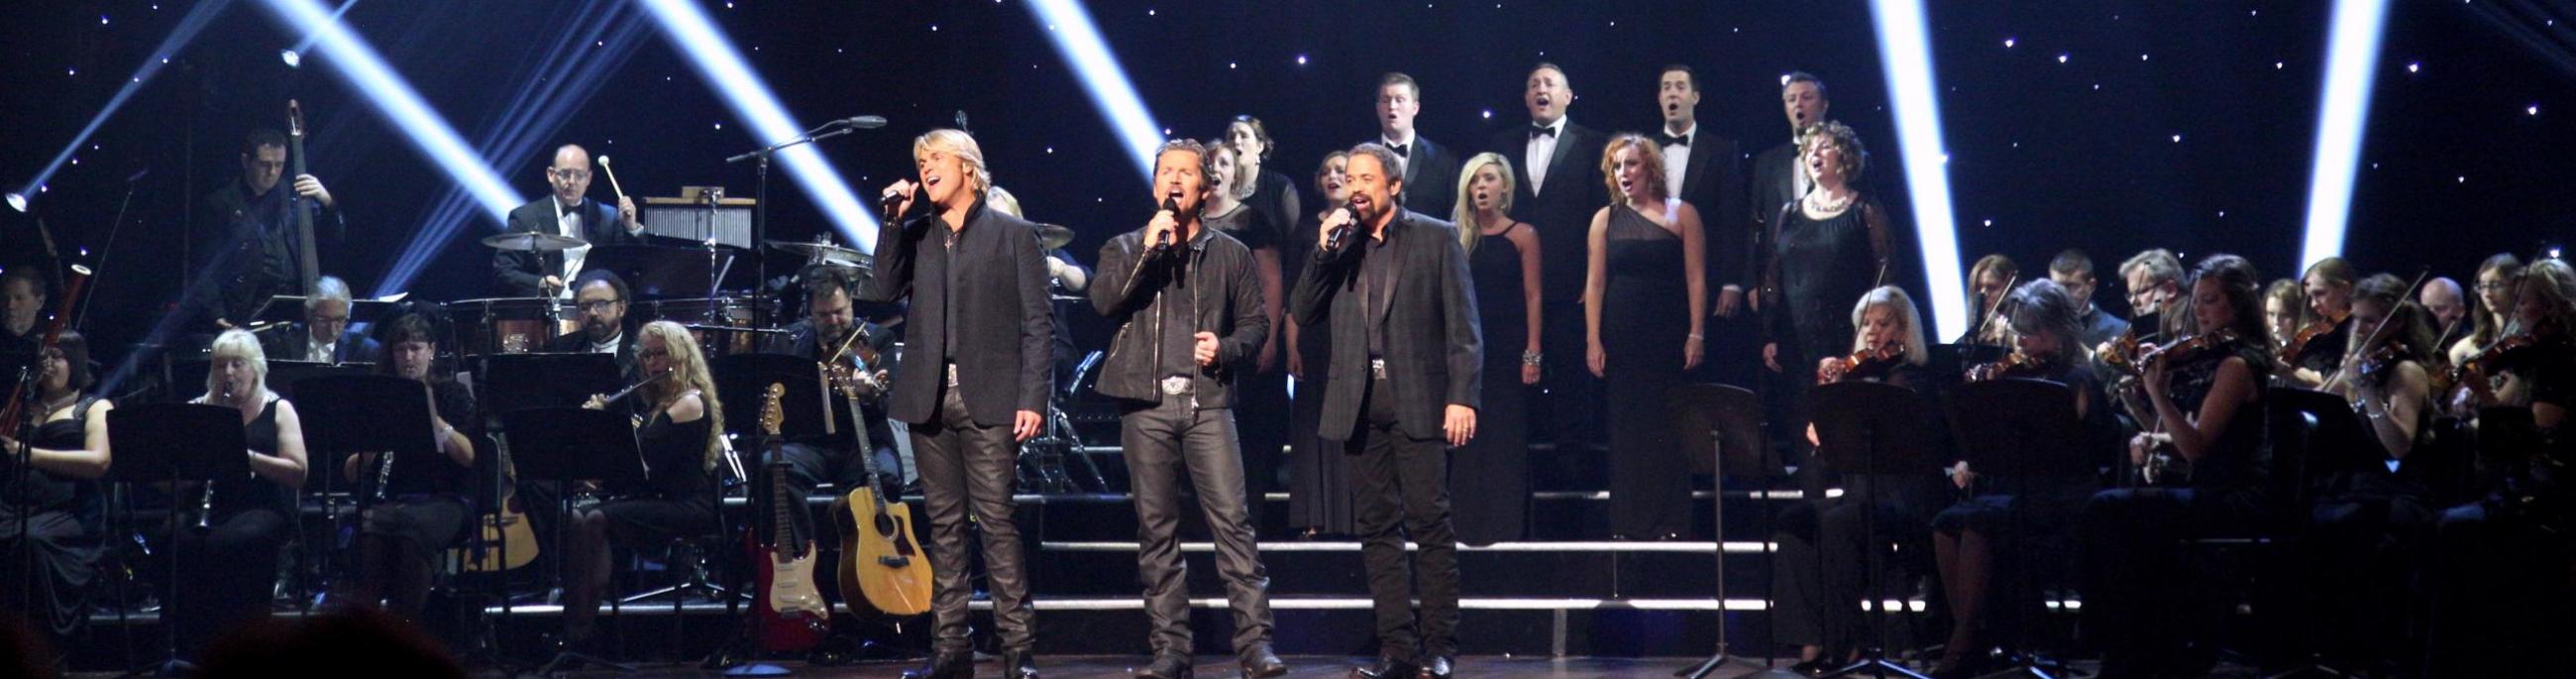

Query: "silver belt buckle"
(944, 363), (960, 388)
(1160, 375), (1193, 396)
(1369, 359), (1388, 380)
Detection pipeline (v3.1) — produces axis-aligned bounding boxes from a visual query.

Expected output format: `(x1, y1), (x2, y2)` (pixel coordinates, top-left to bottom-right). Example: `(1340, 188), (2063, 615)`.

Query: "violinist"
(556, 320), (722, 657)
(2423, 258), (2575, 675)
(1963, 254), (2019, 347)
(2443, 254), (2522, 413)
(1930, 280), (2109, 677)
(2304, 274), (2439, 668)
(2262, 279), (2309, 355)
(345, 311), (480, 625)
(1772, 285), (1941, 673)
(2097, 249), (2185, 433)
(0, 331), (111, 649)
(2080, 254), (2272, 679)
(2280, 257), (2357, 389)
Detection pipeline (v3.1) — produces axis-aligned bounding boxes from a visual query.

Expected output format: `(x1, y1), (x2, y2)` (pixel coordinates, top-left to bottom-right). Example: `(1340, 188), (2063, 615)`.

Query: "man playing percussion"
(492, 144), (644, 297)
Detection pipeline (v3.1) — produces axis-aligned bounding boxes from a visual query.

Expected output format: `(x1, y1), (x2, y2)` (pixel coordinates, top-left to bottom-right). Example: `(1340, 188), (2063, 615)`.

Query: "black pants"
(355, 496), (468, 621)
(2079, 486), (2265, 675)
(1122, 397), (1275, 657)
(2420, 502), (2574, 675)
(2300, 493), (2433, 666)
(1771, 476), (1933, 653)
(167, 508), (290, 658)
(1345, 376), (1459, 659)
(912, 383), (1034, 653)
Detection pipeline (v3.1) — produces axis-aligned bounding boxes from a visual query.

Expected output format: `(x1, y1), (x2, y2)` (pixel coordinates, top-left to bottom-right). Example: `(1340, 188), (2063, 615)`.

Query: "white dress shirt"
(554, 196), (591, 299)
(1661, 123), (1694, 198)
(1525, 117), (1566, 194)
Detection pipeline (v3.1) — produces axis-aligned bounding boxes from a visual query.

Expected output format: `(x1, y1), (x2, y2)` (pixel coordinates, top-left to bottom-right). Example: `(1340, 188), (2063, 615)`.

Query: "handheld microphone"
(879, 188), (910, 221)
(1322, 198), (1360, 252)
(1150, 196), (1181, 252)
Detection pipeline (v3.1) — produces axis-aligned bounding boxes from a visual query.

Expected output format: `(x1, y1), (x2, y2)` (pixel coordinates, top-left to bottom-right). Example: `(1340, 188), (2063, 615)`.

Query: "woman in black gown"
(176, 328), (310, 657)
(1449, 152), (1544, 544)
(1584, 134), (1707, 540)
(0, 331), (112, 652)
(2080, 255), (2273, 678)
(562, 320), (723, 648)
(346, 312), (481, 623)
(1287, 151), (1354, 537)
(1215, 127), (1293, 502)
(1758, 121), (1908, 453)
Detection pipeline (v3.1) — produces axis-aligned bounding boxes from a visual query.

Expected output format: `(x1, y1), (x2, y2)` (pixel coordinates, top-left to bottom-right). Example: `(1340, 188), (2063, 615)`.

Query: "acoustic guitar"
(746, 384), (830, 650)
(828, 363), (933, 616)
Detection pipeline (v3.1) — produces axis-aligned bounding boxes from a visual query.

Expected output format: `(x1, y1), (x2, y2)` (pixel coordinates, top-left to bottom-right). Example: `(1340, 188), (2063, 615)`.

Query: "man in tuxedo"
(190, 128), (347, 332)
(1291, 144), (1480, 679)
(870, 129), (1051, 679)
(492, 144), (642, 297)
(1487, 61), (1606, 458)
(1374, 72), (1460, 218)
(263, 276), (379, 364)
(545, 269), (638, 379)
(1748, 71), (1830, 277)
(1656, 64), (1752, 383)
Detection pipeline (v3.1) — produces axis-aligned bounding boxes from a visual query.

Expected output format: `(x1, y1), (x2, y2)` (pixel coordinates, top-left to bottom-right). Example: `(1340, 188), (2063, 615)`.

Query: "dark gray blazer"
(862, 199), (1054, 427)
(1289, 210), (1482, 443)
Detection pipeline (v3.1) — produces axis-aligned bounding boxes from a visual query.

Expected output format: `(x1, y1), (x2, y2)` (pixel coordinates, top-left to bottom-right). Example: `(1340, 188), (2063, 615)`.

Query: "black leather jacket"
(1090, 225), (1270, 407)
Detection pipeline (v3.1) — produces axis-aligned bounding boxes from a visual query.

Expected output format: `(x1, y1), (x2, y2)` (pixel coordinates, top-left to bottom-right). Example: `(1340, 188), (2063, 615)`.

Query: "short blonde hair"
(204, 328), (270, 398)
(1599, 134), (1669, 206)
(1850, 285), (1929, 366)
(1453, 153), (1517, 252)
(912, 129), (991, 197)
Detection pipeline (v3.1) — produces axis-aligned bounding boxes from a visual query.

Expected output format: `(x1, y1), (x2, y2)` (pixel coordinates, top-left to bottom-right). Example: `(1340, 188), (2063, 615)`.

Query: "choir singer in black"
(1290, 143), (1481, 679)
(870, 129), (1050, 679)
(1090, 139), (1288, 679)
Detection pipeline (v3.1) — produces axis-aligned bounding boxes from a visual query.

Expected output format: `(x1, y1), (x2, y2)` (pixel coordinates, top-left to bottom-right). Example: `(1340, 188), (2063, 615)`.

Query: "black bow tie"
(1529, 124), (1556, 139)
(560, 203), (583, 219)
(1388, 143), (1411, 158)
(1659, 132), (1689, 147)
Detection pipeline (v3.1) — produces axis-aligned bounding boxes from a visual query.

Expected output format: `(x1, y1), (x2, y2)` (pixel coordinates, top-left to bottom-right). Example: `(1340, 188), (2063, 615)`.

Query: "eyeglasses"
(578, 299), (623, 312)
(549, 169), (591, 181)
(2475, 281), (2520, 292)
(310, 314), (350, 325)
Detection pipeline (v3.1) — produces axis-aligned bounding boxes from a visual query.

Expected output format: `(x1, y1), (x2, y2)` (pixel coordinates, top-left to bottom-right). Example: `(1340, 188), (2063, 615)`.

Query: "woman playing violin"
(2280, 257), (2357, 389)
(2080, 254), (2273, 679)
(2306, 273), (2441, 667)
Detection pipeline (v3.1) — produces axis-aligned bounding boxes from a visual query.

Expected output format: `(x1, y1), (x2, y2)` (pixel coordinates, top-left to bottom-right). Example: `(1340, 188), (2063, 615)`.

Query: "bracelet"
(1687, 333), (1705, 341)
(1521, 350), (1544, 367)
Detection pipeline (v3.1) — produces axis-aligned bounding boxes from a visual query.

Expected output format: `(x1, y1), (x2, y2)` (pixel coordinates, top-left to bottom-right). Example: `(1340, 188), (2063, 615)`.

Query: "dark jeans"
(167, 508), (290, 658)
(1345, 376), (1459, 659)
(1121, 397), (1276, 656)
(912, 382), (1034, 653)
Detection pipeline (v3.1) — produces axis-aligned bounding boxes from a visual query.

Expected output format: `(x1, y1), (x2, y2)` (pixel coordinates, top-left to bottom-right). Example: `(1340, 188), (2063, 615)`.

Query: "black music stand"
(106, 403), (248, 677)
(711, 354), (833, 441)
(504, 406), (646, 675)
(249, 295), (401, 340)
(585, 244), (742, 300)
(292, 375), (439, 610)
(1808, 381), (1941, 679)
(1944, 378), (2089, 679)
(479, 353), (623, 416)
(1667, 384), (1800, 679)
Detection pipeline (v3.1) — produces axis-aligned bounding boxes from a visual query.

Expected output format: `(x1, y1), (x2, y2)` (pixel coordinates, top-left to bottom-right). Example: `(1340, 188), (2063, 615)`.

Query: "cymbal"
(481, 232), (590, 252)
(1033, 223), (1075, 251)
(767, 239), (872, 268)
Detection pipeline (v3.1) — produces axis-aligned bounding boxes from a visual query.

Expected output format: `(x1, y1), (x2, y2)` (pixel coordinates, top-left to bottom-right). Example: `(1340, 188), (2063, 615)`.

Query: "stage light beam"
(1026, 0), (1165, 179)
(1868, 0), (1972, 339)
(8, 0), (233, 213)
(254, 0), (521, 219)
(635, 0), (876, 250)
(2300, 0), (2392, 270)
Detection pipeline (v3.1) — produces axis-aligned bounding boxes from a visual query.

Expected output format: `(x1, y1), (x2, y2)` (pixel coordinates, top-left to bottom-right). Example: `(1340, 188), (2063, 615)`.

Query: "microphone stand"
(726, 121), (860, 302)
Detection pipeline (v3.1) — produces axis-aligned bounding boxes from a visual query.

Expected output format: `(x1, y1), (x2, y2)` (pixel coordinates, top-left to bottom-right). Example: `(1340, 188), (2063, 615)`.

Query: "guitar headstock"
(762, 383), (784, 436)
(288, 100), (305, 138)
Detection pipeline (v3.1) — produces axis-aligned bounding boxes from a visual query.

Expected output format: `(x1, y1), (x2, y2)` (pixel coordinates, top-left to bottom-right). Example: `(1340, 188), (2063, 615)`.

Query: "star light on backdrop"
(8, 0), (236, 213)
(1026, 0), (1166, 179)
(375, 0), (654, 295)
(1869, 0), (1971, 339)
(2299, 0), (2392, 270)
(635, 0), (877, 250)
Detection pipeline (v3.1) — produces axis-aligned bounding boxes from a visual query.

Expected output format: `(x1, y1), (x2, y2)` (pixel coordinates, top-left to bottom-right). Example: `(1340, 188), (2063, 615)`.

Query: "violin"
(1966, 350), (2049, 383)
(2450, 333), (2537, 386)
(1820, 340), (1904, 384)
(2139, 327), (2245, 373)
(2278, 310), (2348, 366)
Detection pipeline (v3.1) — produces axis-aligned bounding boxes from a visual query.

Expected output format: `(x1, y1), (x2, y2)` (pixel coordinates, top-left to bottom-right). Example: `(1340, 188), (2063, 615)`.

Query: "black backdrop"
(3, 0), (2568, 375)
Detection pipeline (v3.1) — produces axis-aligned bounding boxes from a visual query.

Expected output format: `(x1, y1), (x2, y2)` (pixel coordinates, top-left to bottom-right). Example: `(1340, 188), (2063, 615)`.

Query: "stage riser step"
(1029, 548), (1757, 599)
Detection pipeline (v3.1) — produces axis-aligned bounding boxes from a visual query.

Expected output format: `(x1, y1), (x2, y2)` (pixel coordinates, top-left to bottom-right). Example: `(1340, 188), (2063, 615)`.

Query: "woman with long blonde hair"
(559, 320), (724, 651)
(1446, 152), (1544, 544)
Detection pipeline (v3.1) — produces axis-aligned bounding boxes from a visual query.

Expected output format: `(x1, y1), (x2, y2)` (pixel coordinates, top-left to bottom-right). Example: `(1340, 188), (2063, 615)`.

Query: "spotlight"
(5, 193), (25, 212)
(637, 0), (876, 249)
(279, 49), (301, 67)
(2299, 0), (2391, 269)
(1869, 0), (1971, 338)
(1026, 0), (1165, 178)
(9, 0), (231, 212)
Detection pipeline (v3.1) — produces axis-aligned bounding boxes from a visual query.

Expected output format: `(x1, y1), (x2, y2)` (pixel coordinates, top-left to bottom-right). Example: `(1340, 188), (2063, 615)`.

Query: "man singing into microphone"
(1091, 140), (1287, 679)
(870, 129), (1050, 679)
(1291, 143), (1481, 679)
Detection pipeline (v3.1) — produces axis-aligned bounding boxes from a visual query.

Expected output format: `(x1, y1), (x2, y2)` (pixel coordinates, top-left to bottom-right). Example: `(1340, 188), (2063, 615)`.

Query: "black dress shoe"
(1417, 654), (1454, 678)
(903, 650), (975, 679)
(1238, 645), (1288, 678)
(1350, 656), (1419, 679)
(1000, 648), (1040, 679)
(1135, 652), (1193, 679)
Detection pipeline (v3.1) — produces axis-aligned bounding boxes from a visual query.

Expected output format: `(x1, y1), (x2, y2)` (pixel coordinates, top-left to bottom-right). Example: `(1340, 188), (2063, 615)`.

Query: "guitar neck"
(841, 385), (895, 513)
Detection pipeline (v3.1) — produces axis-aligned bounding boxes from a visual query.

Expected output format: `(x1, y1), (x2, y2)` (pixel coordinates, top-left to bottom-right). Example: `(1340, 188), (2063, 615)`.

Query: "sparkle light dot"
(66, 67), (75, 75)
(1481, 109), (1492, 119)
(1296, 55), (1308, 65)
(2276, 61), (2285, 69)
(2057, 54), (2069, 63)
(2218, 210), (2227, 217)
(2528, 104), (2540, 116)
(2003, 38), (2016, 48)
(1046, 147), (1055, 154)
(2171, 134), (2183, 143)
(2407, 61), (2419, 73)
(2140, 54), (2149, 60)
(1147, 8), (1155, 15)
(2457, 176), (2467, 183)
(713, 122), (723, 130)
(100, 15), (109, 25)
(1982, 219), (1993, 227)
(2092, 84), (2100, 90)
(1229, 62), (1237, 69)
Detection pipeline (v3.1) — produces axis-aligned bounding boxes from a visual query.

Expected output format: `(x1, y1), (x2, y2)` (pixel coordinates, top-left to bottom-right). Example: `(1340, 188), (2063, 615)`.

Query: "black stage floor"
(66, 655), (2262, 678)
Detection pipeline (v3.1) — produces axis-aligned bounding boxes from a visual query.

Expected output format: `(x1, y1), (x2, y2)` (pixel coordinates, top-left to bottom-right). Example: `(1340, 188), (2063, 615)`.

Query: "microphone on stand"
(830, 115), (889, 129)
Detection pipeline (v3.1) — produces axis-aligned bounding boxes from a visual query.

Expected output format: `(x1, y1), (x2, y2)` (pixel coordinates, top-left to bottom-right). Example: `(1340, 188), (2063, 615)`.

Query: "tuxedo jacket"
(1746, 141), (1801, 284)
(1288, 210), (1482, 442)
(1384, 135), (1462, 220)
(264, 327), (380, 365)
(492, 198), (644, 297)
(1488, 121), (1609, 300)
(1668, 129), (1748, 289)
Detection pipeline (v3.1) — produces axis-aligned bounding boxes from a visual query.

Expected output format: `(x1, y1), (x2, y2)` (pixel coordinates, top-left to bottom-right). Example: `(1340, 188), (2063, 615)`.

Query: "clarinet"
(196, 479), (215, 529)
(373, 449), (396, 504)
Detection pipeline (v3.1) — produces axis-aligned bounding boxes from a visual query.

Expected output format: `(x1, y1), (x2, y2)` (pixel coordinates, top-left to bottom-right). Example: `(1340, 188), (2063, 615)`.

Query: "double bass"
(287, 101), (320, 297)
